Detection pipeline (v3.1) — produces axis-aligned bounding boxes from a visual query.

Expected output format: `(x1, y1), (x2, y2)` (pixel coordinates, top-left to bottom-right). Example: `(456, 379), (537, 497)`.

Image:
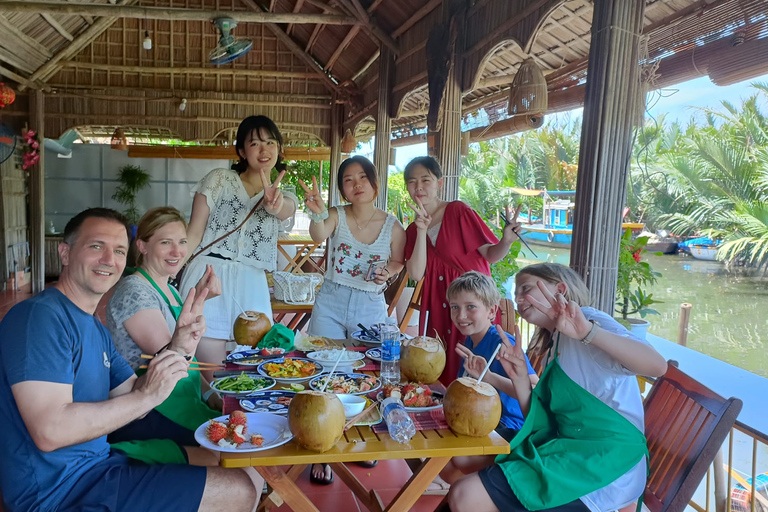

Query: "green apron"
(111, 270), (219, 465)
(495, 334), (648, 510)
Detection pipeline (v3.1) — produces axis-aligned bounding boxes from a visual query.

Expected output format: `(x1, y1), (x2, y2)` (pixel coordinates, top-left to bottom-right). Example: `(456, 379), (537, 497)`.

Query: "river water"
(517, 246), (768, 378)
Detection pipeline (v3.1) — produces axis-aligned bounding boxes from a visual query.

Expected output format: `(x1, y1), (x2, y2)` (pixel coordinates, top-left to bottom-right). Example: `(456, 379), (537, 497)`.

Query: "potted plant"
(615, 228), (662, 340)
(112, 164), (150, 225)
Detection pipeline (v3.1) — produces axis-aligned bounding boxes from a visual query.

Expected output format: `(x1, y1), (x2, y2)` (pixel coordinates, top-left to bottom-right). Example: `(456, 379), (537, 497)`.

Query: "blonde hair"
(134, 207), (188, 266)
(516, 263), (592, 356)
(446, 271), (501, 309)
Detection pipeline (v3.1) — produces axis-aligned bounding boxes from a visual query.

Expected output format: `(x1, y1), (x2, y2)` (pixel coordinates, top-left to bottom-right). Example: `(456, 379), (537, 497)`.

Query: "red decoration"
(22, 130), (40, 170)
(0, 83), (15, 108)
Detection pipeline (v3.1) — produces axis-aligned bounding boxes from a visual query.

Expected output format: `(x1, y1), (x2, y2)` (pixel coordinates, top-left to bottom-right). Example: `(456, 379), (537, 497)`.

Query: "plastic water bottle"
(380, 397), (416, 444)
(380, 317), (401, 386)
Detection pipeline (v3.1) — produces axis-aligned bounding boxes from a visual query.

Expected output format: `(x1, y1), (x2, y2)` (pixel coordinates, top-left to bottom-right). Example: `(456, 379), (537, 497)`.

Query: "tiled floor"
(0, 288), (449, 512)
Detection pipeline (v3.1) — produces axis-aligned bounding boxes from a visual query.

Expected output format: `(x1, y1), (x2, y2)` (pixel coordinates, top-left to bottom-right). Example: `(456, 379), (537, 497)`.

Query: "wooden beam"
(342, 0), (398, 55)
(325, 25), (360, 71)
(58, 61), (326, 79)
(305, 23), (324, 53)
(391, 0), (440, 38)
(351, 49), (378, 81)
(0, 2), (358, 25)
(0, 45), (36, 74)
(467, 0), (550, 55)
(302, 0), (344, 16)
(373, 45), (393, 208)
(51, 92), (332, 109)
(392, 70), (427, 93)
(285, 0), (305, 36)
(41, 13), (75, 41)
(0, 15), (53, 61)
(127, 145), (330, 160)
(0, 64), (33, 87)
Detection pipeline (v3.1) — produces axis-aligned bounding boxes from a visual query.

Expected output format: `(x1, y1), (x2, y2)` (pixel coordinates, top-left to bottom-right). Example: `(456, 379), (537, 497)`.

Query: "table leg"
(384, 457), (451, 512)
(330, 463), (384, 512)
(258, 465), (307, 512)
(256, 465), (319, 512)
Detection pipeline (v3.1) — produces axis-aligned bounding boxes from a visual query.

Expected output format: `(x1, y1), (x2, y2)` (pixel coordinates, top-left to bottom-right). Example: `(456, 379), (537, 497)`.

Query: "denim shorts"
(307, 280), (388, 338)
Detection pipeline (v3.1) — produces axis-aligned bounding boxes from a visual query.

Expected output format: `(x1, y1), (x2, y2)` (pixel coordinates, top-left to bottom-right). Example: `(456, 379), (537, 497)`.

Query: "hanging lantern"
(508, 58), (548, 117)
(341, 129), (356, 153)
(111, 127), (127, 150)
(0, 83), (15, 108)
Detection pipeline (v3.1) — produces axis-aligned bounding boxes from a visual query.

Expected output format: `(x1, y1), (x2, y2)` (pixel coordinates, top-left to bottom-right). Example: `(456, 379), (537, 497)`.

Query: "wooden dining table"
(219, 339), (511, 512)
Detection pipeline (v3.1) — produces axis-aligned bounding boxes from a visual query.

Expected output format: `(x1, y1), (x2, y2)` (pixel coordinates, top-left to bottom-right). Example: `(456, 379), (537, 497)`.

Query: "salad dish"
(309, 372), (381, 396)
(209, 373), (275, 395)
(257, 357), (321, 384)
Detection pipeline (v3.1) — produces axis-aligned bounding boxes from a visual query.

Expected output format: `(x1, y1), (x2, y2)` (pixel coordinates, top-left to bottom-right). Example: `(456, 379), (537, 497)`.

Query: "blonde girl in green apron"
(446, 263), (668, 512)
(106, 207), (223, 466)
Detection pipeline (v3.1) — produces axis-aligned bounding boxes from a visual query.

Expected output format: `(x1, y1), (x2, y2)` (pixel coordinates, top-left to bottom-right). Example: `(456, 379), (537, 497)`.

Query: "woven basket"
(272, 271), (323, 305)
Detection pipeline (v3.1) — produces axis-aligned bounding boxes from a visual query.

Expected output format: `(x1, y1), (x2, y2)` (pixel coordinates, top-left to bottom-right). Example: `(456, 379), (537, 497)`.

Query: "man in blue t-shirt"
(0, 208), (261, 512)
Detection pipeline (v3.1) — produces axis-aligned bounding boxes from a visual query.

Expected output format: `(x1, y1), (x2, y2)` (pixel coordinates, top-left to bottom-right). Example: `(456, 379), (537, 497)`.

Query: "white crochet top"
(192, 168), (298, 271)
(325, 206), (396, 293)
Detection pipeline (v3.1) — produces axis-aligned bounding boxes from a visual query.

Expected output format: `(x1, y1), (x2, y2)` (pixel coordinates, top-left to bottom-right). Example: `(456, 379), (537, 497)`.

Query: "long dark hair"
(232, 115), (286, 174)
(337, 155), (379, 201)
(404, 156), (443, 181)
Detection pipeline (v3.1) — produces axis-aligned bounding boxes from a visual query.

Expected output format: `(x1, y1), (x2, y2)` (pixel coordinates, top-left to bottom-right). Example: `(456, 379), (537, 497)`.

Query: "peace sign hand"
(408, 198), (431, 232)
(170, 286), (209, 356)
(495, 324), (529, 383)
(298, 175), (325, 214)
(523, 280), (592, 341)
(501, 204), (523, 243)
(455, 344), (487, 379)
(260, 168), (286, 215)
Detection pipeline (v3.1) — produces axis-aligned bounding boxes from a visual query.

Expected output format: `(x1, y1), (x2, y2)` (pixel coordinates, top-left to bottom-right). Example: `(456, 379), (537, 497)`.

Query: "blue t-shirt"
(459, 328), (535, 430)
(0, 288), (135, 512)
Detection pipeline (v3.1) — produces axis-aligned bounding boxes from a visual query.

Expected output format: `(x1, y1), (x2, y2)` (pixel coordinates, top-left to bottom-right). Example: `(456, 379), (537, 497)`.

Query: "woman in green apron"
(446, 263), (668, 512)
(106, 206), (223, 465)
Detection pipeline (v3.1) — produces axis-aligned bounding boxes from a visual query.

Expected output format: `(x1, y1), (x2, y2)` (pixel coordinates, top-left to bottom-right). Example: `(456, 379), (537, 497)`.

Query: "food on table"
(312, 374), (379, 394)
(214, 373), (273, 393)
(308, 349), (361, 362)
(290, 383), (305, 392)
(383, 382), (442, 408)
(288, 390), (345, 452)
(444, 377), (501, 437)
(233, 311), (271, 347)
(260, 347), (285, 356)
(262, 358), (317, 379)
(204, 411), (264, 448)
(400, 336), (446, 384)
(276, 396), (293, 406)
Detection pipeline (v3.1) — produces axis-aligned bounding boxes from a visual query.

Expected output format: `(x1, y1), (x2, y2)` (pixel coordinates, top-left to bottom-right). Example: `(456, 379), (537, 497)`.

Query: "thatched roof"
(0, 0), (766, 146)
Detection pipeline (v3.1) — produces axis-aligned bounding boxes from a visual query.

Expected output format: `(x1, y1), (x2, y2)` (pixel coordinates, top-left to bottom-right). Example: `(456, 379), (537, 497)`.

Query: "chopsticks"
(357, 323), (378, 340)
(500, 209), (538, 258)
(139, 354), (225, 371)
(344, 400), (379, 431)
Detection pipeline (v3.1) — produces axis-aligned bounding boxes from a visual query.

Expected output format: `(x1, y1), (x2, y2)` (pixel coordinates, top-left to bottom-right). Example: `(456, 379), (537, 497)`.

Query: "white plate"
(257, 357), (323, 385)
(210, 374), (276, 395)
(365, 348), (382, 362)
(306, 349), (365, 364)
(194, 412), (293, 453)
(377, 391), (444, 412)
(309, 372), (382, 396)
(240, 390), (296, 414)
(226, 349), (286, 366)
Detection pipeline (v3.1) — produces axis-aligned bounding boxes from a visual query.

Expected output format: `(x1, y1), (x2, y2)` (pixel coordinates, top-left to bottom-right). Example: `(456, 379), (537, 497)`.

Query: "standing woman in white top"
(182, 115), (298, 375)
(301, 155), (405, 339)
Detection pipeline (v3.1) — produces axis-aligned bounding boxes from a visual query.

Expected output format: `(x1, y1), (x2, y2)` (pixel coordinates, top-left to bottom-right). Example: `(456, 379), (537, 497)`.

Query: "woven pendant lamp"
(508, 58), (548, 116)
(341, 129), (356, 154)
(110, 128), (127, 150)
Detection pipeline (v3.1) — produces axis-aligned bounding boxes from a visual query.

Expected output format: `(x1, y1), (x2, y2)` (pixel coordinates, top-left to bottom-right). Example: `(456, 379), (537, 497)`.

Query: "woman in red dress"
(404, 156), (521, 385)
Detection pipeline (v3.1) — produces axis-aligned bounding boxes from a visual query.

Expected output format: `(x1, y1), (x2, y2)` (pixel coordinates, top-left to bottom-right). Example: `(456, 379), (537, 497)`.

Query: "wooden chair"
(641, 361), (743, 512)
(399, 278), (424, 332)
(384, 268), (409, 318)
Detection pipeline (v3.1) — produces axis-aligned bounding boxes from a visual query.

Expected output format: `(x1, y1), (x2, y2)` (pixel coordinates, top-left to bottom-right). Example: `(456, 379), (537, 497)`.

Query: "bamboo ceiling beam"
(0, 15), (53, 61)
(467, 0), (551, 55)
(0, 45), (36, 74)
(0, 1), (358, 25)
(325, 25), (361, 72)
(47, 83), (332, 101)
(391, 0), (440, 39)
(58, 61), (326, 79)
(341, 0), (399, 54)
(0, 64), (48, 90)
(41, 13), (75, 41)
(52, 92), (332, 109)
(302, 0), (344, 16)
(351, 49), (378, 82)
(285, 0), (305, 36)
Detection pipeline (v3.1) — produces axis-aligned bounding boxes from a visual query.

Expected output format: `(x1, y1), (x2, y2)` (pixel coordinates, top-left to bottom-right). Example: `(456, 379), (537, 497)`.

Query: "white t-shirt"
(543, 307), (649, 512)
(193, 168), (298, 271)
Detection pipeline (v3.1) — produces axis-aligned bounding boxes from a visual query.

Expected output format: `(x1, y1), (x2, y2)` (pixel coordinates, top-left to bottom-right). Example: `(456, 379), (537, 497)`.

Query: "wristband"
(202, 388), (217, 402)
(580, 320), (599, 345)
(308, 209), (329, 223)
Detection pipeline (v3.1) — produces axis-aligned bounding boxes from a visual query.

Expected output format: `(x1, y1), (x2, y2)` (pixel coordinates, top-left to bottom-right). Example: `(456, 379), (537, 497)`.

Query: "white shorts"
(180, 255), (272, 340)
(307, 280), (387, 339)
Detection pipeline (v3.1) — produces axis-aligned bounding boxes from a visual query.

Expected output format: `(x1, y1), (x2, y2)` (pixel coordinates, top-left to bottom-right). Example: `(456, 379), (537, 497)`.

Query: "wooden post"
(373, 46), (394, 209)
(29, 90), (45, 294)
(328, 95), (343, 207)
(569, 0), (645, 313)
(677, 302), (692, 346)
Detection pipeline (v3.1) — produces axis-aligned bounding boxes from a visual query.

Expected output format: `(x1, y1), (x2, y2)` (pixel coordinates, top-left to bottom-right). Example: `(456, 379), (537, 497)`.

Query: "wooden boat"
(646, 241), (679, 254)
(689, 245), (719, 261)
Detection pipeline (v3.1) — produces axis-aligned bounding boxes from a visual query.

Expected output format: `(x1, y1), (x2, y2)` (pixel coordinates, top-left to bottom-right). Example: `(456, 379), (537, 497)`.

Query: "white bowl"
(337, 394), (366, 417)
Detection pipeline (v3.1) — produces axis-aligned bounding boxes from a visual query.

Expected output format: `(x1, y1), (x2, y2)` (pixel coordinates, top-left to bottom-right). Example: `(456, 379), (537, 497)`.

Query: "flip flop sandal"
(309, 463), (334, 485)
(355, 460), (378, 468)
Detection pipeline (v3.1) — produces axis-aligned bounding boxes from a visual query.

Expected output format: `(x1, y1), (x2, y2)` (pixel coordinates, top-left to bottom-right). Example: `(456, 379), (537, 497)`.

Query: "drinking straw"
(231, 296), (252, 319)
(477, 344), (502, 383)
(422, 311), (429, 338)
(320, 349), (346, 393)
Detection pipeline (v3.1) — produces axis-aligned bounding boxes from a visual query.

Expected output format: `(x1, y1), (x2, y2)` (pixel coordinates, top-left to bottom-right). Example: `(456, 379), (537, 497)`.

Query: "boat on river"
(679, 236), (721, 261)
(511, 188), (644, 249)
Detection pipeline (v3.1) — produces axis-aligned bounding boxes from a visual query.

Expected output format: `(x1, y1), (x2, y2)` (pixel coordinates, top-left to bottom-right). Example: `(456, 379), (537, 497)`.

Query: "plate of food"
(306, 349), (365, 364)
(226, 347), (287, 366)
(309, 372), (381, 396)
(257, 357), (322, 385)
(209, 372), (276, 395)
(378, 382), (444, 412)
(364, 348), (382, 362)
(195, 411), (293, 453)
(239, 390), (296, 414)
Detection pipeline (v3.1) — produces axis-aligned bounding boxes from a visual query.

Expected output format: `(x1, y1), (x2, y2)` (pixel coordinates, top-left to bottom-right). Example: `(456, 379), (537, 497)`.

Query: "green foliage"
(281, 160), (330, 198)
(387, 170), (410, 224)
(615, 229), (662, 320)
(112, 165), (151, 225)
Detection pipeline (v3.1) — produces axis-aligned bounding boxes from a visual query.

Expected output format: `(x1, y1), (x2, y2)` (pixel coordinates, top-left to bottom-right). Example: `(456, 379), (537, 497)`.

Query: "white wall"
(44, 144), (229, 231)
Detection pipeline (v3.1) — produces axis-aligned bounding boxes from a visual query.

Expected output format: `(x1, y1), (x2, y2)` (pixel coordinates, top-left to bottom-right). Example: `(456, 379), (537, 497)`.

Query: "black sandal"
(310, 463), (334, 485)
(355, 460), (378, 468)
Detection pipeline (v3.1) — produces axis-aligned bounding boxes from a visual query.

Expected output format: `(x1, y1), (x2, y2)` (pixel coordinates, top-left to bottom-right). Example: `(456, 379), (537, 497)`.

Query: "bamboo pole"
(677, 303), (692, 346)
(57, 62), (325, 80)
(570, 0), (645, 314)
(0, 2), (358, 25)
(329, 95), (343, 207)
(373, 46), (394, 209)
(29, 90), (46, 294)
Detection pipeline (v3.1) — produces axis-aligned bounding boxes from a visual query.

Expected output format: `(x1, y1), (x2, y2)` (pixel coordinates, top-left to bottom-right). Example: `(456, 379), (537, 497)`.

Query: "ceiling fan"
(209, 17), (253, 66)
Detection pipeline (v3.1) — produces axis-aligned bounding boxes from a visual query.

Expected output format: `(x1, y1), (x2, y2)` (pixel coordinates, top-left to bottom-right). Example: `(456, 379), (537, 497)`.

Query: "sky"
(387, 72), (768, 171)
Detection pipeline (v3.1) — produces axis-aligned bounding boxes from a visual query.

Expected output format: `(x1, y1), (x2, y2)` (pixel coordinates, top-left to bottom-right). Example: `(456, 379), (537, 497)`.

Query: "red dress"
(404, 201), (500, 385)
